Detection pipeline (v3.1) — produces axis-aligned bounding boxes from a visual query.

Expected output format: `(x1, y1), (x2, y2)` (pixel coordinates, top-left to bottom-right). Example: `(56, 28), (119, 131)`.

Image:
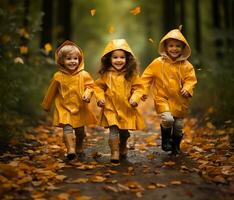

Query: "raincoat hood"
(158, 28), (191, 61)
(55, 40), (84, 74)
(102, 39), (134, 57)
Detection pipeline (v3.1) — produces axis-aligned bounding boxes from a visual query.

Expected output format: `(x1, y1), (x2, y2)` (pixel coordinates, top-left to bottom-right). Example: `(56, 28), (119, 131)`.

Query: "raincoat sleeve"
(182, 63), (197, 96)
(141, 63), (155, 95)
(94, 77), (106, 102)
(129, 75), (145, 104)
(83, 72), (95, 99)
(41, 76), (59, 111)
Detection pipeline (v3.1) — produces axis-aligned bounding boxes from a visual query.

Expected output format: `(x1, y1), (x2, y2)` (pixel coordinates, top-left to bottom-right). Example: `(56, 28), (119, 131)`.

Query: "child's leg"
(63, 124), (76, 160)
(74, 126), (86, 156)
(160, 112), (174, 151)
(119, 129), (130, 159)
(108, 125), (120, 163)
(172, 118), (184, 155)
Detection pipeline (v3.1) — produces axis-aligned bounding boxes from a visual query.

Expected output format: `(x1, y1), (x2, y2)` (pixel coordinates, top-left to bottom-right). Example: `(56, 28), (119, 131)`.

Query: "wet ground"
(45, 130), (233, 200)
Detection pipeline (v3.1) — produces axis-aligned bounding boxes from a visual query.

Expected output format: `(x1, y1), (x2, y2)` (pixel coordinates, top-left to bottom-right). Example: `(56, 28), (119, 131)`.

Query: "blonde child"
(95, 39), (145, 163)
(141, 27), (197, 155)
(42, 40), (96, 160)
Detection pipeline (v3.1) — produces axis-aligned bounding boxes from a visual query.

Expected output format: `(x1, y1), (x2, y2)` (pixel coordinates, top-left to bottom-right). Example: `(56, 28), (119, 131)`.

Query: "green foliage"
(0, 3), (54, 147)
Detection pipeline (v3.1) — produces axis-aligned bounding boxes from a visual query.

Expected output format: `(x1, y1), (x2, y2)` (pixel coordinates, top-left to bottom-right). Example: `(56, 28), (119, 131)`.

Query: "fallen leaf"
(90, 9), (96, 16)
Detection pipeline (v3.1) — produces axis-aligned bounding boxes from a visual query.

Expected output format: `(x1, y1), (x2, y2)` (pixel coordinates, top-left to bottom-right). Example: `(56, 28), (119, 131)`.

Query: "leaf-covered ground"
(0, 99), (233, 200)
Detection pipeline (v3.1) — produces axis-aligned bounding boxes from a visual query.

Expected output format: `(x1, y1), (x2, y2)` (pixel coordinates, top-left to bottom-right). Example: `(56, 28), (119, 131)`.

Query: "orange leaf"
(130, 6), (141, 15)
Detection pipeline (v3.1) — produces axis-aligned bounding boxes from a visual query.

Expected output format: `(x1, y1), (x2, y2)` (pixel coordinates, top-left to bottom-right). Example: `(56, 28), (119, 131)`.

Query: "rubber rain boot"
(161, 125), (173, 151)
(119, 131), (130, 159)
(63, 132), (76, 160)
(108, 138), (120, 163)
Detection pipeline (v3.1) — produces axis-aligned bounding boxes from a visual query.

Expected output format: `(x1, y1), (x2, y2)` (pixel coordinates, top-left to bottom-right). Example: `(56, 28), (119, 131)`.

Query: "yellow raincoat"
(95, 39), (145, 130)
(42, 40), (96, 127)
(141, 29), (197, 117)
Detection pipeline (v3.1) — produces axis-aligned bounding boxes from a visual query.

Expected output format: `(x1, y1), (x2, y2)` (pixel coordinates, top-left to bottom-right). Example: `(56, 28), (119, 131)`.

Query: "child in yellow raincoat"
(42, 40), (96, 160)
(141, 26), (197, 155)
(95, 39), (145, 163)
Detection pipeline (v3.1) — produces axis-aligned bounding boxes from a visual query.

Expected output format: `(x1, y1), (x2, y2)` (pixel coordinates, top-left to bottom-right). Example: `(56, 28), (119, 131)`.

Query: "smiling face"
(165, 39), (184, 60)
(111, 50), (126, 71)
(63, 51), (80, 71)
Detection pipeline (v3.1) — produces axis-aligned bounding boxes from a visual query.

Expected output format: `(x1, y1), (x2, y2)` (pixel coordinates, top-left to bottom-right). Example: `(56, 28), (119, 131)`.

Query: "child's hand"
(129, 99), (138, 107)
(181, 89), (190, 98)
(97, 100), (105, 107)
(141, 95), (148, 101)
(82, 95), (90, 103)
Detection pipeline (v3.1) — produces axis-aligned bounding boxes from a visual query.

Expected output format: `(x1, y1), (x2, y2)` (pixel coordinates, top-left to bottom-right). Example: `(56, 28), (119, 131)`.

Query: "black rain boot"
(161, 125), (173, 151)
(119, 130), (130, 159)
(171, 134), (183, 155)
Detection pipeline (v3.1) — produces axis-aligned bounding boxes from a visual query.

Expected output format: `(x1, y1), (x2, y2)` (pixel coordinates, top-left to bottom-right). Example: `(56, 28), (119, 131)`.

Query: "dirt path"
(44, 129), (232, 200)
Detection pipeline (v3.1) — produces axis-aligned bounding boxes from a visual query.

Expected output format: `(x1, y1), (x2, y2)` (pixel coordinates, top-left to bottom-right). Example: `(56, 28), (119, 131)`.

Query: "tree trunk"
(194, 0), (201, 52)
(56, 0), (72, 44)
(40, 0), (53, 47)
(163, 0), (176, 32)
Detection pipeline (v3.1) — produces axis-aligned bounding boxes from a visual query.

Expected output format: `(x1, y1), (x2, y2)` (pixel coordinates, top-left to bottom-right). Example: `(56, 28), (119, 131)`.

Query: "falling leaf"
(19, 28), (30, 38)
(44, 43), (52, 53)
(14, 57), (24, 64)
(130, 6), (141, 15)
(20, 46), (28, 54)
(90, 9), (96, 16)
(149, 38), (154, 43)
(108, 25), (115, 34)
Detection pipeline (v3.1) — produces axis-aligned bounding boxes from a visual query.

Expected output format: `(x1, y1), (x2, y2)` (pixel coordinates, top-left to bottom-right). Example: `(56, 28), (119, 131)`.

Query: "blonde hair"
(57, 45), (81, 64)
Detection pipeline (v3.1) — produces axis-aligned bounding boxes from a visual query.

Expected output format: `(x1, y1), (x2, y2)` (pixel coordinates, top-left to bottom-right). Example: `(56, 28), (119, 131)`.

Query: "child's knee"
(173, 119), (183, 136)
(109, 125), (119, 139)
(161, 112), (174, 128)
(63, 124), (73, 134)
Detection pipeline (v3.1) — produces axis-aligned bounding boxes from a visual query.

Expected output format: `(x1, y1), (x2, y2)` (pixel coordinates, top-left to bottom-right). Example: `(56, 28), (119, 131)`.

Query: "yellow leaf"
(17, 176), (32, 184)
(170, 180), (182, 185)
(75, 196), (92, 200)
(14, 57), (24, 64)
(20, 46), (28, 54)
(149, 38), (154, 43)
(44, 43), (52, 53)
(71, 178), (89, 183)
(206, 122), (215, 129)
(108, 25), (115, 34)
(130, 6), (141, 15)
(163, 161), (175, 166)
(57, 193), (69, 200)
(19, 28), (30, 38)
(55, 175), (67, 181)
(90, 9), (96, 16)
(1, 35), (11, 43)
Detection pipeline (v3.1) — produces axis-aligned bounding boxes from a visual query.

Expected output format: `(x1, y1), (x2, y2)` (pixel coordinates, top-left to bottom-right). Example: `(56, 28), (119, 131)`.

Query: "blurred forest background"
(0, 0), (233, 147)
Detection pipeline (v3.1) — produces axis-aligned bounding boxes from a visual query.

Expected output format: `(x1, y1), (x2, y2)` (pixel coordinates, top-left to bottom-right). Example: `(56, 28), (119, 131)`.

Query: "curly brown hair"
(99, 50), (139, 80)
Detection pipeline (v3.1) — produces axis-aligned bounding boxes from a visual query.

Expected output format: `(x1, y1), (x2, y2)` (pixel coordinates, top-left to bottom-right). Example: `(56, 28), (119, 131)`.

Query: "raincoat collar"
(102, 39), (134, 58)
(55, 40), (84, 75)
(158, 29), (191, 62)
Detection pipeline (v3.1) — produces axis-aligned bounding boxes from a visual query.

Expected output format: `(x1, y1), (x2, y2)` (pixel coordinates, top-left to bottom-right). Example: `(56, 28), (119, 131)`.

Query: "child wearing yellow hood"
(141, 27), (197, 155)
(42, 40), (96, 160)
(95, 39), (145, 163)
